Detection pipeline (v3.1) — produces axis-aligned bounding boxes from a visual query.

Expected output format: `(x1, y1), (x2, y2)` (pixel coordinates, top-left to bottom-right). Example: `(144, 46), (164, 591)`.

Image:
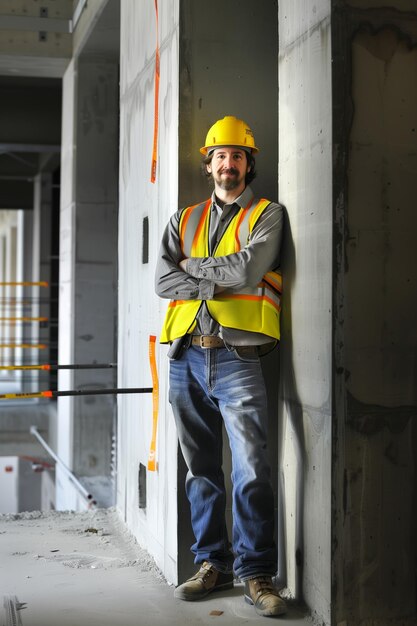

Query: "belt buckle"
(200, 335), (212, 348)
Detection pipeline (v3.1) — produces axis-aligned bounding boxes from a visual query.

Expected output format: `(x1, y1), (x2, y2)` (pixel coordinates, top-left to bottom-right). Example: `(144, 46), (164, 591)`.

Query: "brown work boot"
(244, 576), (287, 617)
(174, 561), (234, 601)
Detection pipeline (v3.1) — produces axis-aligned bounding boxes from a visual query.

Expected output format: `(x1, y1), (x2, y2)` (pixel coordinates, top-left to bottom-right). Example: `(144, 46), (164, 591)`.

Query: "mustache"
(220, 167), (239, 175)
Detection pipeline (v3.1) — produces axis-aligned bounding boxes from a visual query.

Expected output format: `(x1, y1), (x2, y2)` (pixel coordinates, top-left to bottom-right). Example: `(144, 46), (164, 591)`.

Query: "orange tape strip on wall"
(0, 365), (49, 371)
(0, 281), (48, 287)
(150, 0), (160, 183)
(0, 391), (51, 400)
(147, 335), (159, 471)
(0, 317), (48, 322)
(0, 343), (47, 349)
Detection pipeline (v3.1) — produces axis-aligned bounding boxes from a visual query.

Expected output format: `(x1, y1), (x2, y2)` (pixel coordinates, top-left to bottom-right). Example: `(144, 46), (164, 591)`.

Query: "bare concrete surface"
(0, 508), (312, 626)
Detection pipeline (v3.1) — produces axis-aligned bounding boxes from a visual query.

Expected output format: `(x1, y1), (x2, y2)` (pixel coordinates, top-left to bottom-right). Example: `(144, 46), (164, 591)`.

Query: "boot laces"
(253, 577), (274, 596)
(196, 562), (215, 582)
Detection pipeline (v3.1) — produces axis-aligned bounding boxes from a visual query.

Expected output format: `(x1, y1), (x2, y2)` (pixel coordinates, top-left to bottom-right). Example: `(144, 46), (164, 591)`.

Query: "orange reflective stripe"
(216, 293), (260, 302)
(180, 200), (210, 256)
(263, 295), (281, 311)
(234, 197), (254, 251)
(168, 299), (186, 308)
(234, 212), (246, 251)
(191, 199), (211, 256)
(179, 206), (195, 252)
(263, 272), (282, 293)
(248, 199), (270, 231)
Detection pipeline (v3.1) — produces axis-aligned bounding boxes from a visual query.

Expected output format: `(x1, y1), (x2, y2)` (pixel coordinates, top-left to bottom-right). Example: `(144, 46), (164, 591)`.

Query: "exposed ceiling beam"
(0, 175), (34, 181)
(0, 16), (71, 34)
(72, 0), (88, 33)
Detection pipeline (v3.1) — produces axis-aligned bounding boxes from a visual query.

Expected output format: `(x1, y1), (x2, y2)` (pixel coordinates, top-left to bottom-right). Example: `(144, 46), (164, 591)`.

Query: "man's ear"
(206, 162), (212, 174)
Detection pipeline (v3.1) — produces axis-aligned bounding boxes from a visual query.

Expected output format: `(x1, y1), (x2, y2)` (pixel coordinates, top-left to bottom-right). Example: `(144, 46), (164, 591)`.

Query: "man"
(155, 115), (285, 618)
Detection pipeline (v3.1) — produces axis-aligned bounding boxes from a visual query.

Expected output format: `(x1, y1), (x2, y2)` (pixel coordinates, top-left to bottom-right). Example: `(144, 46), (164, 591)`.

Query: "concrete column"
(280, 1), (417, 623)
(57, 55), (118, 509)
(57, 59), (76, 502)
(279, 1), (332, 620)
(72, 56), (118, 481)
(332, 3), (417, 624)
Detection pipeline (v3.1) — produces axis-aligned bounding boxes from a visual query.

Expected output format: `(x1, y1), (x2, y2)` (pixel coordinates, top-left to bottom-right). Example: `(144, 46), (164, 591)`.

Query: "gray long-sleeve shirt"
(155, 185), (283, 346)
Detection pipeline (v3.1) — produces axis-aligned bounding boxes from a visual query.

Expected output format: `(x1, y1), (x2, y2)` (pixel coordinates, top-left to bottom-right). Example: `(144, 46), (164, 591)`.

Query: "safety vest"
(160, 197), (282, 343)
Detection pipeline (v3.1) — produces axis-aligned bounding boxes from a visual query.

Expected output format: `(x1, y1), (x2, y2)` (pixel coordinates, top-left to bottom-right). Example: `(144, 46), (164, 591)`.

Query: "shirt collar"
(211, 185), (254, 214)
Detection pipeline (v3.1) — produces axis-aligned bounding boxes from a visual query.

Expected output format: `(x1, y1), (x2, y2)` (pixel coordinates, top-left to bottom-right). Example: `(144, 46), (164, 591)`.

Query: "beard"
(213, 168), (243, 191)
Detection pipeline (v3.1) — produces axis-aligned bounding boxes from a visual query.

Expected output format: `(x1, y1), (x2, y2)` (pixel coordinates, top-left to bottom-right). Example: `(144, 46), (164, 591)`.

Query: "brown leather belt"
(191, 335), (225, 349)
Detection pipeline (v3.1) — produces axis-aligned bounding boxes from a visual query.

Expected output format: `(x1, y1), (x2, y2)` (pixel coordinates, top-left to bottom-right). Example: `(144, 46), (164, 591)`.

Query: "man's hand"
(179, 257), (224, 293)
(179, 258), (188, 272)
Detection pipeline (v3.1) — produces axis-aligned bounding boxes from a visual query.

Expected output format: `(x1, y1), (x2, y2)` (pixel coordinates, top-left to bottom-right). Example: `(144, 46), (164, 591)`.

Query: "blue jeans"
(169, 344), (277, 580)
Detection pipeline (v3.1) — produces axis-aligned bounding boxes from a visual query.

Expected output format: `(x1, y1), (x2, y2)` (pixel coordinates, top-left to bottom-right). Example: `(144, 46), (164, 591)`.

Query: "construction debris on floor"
(0, 508), (311, 626)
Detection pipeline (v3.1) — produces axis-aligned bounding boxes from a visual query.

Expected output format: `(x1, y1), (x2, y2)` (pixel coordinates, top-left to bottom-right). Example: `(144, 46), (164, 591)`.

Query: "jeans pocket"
(232, 346), (260, 362)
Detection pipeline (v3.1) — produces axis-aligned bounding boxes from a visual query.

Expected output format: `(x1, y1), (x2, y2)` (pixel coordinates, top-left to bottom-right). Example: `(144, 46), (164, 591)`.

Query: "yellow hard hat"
(200, 115), (259, 155)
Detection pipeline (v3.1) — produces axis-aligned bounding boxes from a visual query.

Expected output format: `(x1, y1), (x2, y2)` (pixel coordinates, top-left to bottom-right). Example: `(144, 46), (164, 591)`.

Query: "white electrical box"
(0, 456), (19, 513)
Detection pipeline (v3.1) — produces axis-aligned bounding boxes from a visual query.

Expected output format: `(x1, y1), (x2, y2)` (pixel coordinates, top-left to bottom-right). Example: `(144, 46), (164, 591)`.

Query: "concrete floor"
(0, 508), (312, 626)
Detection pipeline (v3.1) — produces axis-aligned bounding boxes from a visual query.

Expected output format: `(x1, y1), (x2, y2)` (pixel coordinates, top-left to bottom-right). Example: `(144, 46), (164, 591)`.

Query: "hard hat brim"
(200, 144), (259, 156)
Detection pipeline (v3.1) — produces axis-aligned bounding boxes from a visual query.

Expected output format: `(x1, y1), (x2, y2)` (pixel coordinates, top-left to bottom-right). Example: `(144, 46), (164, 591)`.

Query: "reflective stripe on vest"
(160, 197), (282, 343)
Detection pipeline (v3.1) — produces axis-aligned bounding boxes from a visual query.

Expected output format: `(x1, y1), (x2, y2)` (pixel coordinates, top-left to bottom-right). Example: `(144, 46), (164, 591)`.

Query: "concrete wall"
(278, 1), (332, 621)
(332, 3), (417, 624)
(117, 0), (180, 585)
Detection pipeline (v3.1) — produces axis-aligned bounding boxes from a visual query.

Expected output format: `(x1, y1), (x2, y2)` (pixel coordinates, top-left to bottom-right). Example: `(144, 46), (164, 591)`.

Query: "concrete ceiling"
(0, 0), (73, 79)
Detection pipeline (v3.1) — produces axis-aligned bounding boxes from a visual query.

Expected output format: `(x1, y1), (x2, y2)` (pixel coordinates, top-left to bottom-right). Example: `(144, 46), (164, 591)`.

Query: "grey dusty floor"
(0, 508), (312, 626)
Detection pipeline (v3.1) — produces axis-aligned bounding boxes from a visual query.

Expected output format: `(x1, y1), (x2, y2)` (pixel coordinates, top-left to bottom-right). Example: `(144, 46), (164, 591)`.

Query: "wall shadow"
(276, 206), (306, 600)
